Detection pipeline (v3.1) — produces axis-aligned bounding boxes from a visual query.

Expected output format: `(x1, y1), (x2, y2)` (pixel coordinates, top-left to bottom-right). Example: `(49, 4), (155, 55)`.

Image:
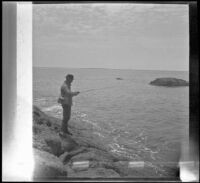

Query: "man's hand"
(57, 96), (64, 104)
(75, 91), (80, 96)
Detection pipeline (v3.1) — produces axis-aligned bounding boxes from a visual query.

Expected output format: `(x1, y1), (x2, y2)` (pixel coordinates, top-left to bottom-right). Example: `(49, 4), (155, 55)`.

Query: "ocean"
(33, 67), (189, 177)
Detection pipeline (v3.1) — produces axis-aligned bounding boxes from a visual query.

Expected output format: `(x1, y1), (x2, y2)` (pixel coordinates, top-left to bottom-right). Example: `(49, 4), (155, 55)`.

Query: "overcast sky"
(33, 3), (189, 71)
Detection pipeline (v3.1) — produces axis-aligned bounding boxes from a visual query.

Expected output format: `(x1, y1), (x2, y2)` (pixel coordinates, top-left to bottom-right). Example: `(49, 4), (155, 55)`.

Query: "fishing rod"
(79, 79), (135, 94)
(80, 85), (118, 94)
(48, 84), (122, 99)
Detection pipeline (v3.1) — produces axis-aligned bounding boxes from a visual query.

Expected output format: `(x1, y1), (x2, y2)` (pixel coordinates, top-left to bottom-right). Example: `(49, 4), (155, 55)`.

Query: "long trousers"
(61, 104), (71, 133)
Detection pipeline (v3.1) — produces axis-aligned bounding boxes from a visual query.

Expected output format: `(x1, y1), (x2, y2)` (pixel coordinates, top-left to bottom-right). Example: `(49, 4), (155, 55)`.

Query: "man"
(58, 74), (80, 136)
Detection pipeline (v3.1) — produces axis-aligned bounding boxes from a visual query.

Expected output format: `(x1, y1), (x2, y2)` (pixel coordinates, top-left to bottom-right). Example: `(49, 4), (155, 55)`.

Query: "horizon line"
(33, 66), (189, 72)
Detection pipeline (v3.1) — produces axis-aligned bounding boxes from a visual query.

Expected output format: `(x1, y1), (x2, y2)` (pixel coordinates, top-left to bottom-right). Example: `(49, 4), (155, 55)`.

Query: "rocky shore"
(33, 106), (179, 180)
(33, 106), (127, 180)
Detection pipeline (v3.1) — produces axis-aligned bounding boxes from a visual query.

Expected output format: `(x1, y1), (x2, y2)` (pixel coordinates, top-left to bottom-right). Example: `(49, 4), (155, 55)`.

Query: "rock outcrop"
(32, 105), (177, 179)
(32, 106), (123, 179)
(33, 148), (68, 180)
(150, 78), (189, 87)
(116, 77), (123, 80)
(67, 167), (120, 178)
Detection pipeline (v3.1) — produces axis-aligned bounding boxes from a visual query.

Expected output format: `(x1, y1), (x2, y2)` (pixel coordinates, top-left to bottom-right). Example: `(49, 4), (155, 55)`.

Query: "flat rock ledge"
(33, 106), (125, 180)
(33, 106), (178, 180)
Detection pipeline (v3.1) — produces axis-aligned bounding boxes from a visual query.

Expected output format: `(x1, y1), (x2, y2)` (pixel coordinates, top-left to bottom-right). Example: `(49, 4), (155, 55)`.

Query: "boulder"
(59, 146), (87, 164)
(33, 148), (67, 180)
(63, 164), (75, 177)
(44, 136), (62, 156)
(67, 167), (120, 178)
(43, 133), (80, 157)
(150, 78), (189, 87)
(116, 78), (123, 80)
(33, 106), (60, 131)
(33, 106), (50, 125)
(61, 135), (79, 152)
(33, 106), (148, 178)
(59, 152), (70, 164)
(110, 161), (130, 176)
(70, 148), (115, 163)
(33, 135), (51, 153)
(89, 160), (111, 169)
(33, 123), (43, 135)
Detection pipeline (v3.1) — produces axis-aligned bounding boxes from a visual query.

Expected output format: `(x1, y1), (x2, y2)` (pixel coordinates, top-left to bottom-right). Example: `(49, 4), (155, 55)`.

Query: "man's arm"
(61, 85), (79, 97)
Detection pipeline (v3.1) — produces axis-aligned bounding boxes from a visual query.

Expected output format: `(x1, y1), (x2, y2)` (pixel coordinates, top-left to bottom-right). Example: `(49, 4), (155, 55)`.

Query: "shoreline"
(33, 105), (180, 180)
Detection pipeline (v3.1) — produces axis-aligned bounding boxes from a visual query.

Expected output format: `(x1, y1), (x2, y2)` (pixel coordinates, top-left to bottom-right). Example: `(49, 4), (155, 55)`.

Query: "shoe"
(59, 131), (72, 137)
(59, 132), (67, 138)
(66, 131), (72, 135)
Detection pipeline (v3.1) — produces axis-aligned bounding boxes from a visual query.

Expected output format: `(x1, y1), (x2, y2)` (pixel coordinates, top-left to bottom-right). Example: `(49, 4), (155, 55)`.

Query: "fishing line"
(80, 79), (137, 93)
(79, 79), (135, 94)
(43, 79), (134, 100)
(80, 85), (118, 94)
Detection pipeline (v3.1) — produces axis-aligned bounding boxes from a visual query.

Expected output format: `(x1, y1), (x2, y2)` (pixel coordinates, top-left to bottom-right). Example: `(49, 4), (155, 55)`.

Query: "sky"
(33, 3), (189, 71)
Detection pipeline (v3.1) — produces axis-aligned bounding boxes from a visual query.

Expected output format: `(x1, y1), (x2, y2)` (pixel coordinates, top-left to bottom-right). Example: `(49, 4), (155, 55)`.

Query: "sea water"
(33, 67), (189, 176)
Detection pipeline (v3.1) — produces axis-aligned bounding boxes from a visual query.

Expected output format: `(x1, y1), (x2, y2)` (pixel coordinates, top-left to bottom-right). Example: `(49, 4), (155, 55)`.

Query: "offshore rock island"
(149, 78), (189, 87)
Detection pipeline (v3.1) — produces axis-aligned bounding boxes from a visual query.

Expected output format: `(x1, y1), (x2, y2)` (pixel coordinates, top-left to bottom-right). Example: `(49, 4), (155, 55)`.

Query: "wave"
(42, 105), (101, 132)
(34, 98), (47, 102)
(43, 104), (62, 114)
(81, 119), (102, 130)
(93, 131), (105, 138)
(34, 98), (48, 106)
(42, 104), (161, 168)
(74, 111), (87, 118)
(80, 113), (87, 118)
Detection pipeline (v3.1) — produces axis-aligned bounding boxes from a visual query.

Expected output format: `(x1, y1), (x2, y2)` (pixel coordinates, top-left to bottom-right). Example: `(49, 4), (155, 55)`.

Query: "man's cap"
(66, 74), (74, 80)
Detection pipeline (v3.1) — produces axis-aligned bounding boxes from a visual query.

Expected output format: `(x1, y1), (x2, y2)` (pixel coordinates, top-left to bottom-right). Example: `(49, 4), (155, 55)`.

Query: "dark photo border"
(2, 1), (198, 182)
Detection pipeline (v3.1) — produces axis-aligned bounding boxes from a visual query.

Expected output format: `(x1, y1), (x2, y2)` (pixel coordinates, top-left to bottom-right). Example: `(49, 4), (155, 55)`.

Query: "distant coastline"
(33, 66), (189, 73)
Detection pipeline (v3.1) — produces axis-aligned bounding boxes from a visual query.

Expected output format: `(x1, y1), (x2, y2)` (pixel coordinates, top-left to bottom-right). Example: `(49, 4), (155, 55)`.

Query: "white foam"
(43, 105), (61, 112)
(113, 134), (121, 142)
(109, 142), (127, 153)
(82, 119), (101, 130)
(80, 113), (87, 118)
(93, 132), (105, 138)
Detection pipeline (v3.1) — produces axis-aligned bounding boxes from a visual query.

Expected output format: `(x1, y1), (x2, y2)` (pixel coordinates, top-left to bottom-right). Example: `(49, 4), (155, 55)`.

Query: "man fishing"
(58, 74), (80, 136)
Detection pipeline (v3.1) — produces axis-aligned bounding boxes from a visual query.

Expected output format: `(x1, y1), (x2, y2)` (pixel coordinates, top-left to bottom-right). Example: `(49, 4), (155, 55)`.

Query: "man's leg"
(61, 104), (71, 134)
